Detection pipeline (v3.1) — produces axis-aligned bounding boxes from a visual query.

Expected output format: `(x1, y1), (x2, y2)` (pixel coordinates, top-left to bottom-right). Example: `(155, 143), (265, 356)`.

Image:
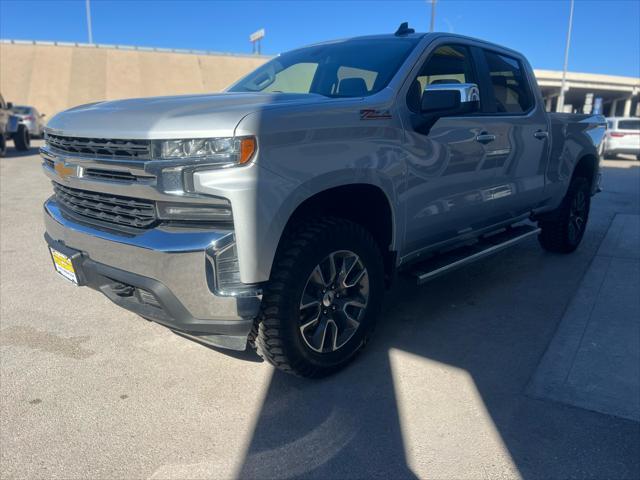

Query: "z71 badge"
(360, 109), (392, 120)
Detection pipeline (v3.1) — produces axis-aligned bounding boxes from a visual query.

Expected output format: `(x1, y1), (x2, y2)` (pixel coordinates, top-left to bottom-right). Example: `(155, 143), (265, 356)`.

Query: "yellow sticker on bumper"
(50, 248), (78, 284)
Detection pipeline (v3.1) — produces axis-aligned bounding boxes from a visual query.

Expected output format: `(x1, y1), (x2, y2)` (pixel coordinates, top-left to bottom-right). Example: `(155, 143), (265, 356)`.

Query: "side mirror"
(7, 102), (13, 109)
(421, 83), (480, 116)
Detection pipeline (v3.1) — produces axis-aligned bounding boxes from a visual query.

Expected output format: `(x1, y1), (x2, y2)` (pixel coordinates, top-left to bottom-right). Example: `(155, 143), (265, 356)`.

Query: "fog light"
(156, 202), (232, 222)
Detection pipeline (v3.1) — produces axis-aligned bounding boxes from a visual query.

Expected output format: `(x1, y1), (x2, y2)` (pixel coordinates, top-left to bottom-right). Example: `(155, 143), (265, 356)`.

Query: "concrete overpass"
(535, 69), (640, 116)
(1, 40), (638, 118)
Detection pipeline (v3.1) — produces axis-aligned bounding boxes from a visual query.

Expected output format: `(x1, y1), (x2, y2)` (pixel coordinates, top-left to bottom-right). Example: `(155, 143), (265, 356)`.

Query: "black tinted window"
(229, 38), (419, 98)
(618, 120), (640, 130)
(483, 51), (533, 114)
(407, 44), (477, 112)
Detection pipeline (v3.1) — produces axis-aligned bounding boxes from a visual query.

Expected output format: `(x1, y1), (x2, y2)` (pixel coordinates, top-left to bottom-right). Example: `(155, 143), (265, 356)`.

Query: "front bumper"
(44, 197), (261, 350)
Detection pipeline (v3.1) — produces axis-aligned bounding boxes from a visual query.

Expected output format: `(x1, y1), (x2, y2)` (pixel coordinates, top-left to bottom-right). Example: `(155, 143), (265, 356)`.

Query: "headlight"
(152, 136), (256, 167)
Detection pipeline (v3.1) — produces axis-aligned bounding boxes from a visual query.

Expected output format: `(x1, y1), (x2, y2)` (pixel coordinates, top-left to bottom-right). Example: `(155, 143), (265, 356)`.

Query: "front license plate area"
(49, 247), (78, 285)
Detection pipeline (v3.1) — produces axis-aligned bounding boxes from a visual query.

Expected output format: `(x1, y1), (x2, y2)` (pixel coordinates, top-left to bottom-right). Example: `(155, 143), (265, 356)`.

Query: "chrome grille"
(84, 168), (139, 182)
(46, 134), (150, 159)
(53, 182), (157, 229)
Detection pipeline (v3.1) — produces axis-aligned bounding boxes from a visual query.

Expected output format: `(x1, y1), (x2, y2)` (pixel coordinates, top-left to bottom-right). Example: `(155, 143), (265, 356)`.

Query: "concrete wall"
(0, 43), (269, 116)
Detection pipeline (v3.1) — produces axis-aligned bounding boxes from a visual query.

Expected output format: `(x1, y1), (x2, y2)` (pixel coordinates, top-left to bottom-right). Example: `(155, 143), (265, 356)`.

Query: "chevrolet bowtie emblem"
(54, 162), (76, 179)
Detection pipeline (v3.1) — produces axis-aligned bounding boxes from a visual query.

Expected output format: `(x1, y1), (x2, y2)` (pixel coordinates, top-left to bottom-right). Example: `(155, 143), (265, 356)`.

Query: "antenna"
(395, 22), (415, 36)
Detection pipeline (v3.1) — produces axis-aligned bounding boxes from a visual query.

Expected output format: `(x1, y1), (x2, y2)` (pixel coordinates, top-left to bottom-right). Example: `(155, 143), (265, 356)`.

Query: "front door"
(399, 43), (498, 257)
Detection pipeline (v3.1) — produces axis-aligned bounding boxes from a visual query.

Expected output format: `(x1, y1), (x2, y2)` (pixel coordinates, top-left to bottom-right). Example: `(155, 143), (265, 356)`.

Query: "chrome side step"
(412, 224), (541, 285)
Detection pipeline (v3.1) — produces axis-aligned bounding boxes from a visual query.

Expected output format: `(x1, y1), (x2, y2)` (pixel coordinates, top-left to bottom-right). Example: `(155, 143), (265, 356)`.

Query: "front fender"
(262, 165), (400, 264)
(194, 163), (399, 285)
(226, 103), (407, 283)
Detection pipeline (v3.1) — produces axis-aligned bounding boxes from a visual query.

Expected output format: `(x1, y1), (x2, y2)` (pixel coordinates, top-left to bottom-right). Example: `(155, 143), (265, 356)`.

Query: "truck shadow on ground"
(234, 217), (639, 479)
(2, 145), (41, 158)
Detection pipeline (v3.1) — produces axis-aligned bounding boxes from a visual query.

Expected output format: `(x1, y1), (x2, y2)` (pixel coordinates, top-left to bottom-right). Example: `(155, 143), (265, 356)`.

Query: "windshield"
(12, 106), (30, 114)
(229, 38), (419, 98)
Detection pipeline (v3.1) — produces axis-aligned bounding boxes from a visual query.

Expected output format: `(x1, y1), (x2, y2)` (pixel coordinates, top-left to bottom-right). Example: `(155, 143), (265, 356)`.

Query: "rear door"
(472, 48), (549, 222)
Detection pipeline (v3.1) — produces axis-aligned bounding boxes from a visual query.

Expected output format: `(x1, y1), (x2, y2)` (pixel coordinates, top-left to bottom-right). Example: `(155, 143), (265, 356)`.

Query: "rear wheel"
(538, 176), (591, 253)
(0, 136), (6, 157)
(252, 217), (384, 378)
(13, 125), (30, 151)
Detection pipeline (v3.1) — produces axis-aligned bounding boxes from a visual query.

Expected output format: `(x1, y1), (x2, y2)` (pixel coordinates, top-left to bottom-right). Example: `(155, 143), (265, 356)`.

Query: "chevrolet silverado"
(42, 25), (606, 377)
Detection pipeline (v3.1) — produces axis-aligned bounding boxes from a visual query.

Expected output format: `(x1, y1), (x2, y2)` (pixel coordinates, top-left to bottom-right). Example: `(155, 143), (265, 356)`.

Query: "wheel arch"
(572, 152), (599, 193)
(270, 180), (399, 285)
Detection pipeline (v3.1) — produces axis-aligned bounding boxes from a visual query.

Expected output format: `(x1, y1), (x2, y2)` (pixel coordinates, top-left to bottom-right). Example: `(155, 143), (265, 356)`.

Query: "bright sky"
(1, 0), (639, 77)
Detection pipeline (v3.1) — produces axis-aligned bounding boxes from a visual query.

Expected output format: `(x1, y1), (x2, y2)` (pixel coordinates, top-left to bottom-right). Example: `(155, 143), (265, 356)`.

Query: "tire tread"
(538, 176), (590, 253)
(252, 216), (382, 378)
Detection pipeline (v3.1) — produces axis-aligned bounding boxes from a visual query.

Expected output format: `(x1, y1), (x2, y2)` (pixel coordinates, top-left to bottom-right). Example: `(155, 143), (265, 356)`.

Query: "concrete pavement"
(1, 144), (639, 479)
(528, 213), (639, 421)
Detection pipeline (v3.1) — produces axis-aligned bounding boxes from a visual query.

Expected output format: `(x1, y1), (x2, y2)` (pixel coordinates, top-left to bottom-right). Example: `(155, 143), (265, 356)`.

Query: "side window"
(483, 51), (533, 114)
(407, 44), (477, 112)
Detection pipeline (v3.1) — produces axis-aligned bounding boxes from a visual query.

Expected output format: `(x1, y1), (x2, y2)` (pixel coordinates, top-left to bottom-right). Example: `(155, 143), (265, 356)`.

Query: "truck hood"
(45, 92), (331, 139)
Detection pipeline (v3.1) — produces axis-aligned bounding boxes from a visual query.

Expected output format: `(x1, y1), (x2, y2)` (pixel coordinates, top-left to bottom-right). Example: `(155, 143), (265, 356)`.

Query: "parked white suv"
(604, 117), (640, 160)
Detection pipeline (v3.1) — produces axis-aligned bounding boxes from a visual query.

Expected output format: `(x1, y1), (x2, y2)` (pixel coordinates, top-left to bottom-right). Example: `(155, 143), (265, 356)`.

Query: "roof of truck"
(303, 31), (526, 60)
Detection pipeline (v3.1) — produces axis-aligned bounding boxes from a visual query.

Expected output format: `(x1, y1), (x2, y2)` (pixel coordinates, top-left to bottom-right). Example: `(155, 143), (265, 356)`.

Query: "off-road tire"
(252, 217), (384, 378)
(13, 124), (30, 151)
(538, 176), (591, 253)
(0, 136), (6, 157)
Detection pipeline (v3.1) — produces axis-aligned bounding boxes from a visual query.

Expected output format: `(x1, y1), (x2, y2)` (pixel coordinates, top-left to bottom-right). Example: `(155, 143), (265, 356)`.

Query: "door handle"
(534, 130), (549, 140)
(476, 133), (496, 144)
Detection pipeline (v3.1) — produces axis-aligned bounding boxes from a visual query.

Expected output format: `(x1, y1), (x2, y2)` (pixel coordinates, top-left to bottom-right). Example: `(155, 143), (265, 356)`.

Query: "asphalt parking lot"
(1, 141), (639, 479)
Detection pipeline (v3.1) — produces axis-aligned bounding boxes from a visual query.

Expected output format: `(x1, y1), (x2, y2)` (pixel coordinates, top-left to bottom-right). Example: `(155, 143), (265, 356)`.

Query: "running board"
(412, 225), (541, 285)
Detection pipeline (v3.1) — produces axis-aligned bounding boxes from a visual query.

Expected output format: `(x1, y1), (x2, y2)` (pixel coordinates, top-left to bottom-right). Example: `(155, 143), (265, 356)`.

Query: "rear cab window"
(618, 120), (640, 131)
(482, 50), (533, 114)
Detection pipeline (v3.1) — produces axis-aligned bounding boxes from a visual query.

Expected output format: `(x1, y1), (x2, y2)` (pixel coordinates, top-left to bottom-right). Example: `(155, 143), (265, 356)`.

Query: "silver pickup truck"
(42, 25), (605, 377)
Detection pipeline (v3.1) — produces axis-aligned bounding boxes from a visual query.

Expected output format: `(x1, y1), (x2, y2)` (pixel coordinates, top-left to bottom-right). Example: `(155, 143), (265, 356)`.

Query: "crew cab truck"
(42, 25), (605, 377)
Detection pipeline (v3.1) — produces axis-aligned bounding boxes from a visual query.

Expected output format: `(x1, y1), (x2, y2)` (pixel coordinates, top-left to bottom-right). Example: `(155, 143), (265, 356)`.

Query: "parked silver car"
(12, 105), (46, 138)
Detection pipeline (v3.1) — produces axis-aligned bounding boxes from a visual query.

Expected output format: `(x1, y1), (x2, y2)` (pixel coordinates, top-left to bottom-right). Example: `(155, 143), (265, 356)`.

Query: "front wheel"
(0, 135), (6, 157)
(538, 176), (591, 253)
(13, 125), (30, 151)
(252, 217), (385, 378)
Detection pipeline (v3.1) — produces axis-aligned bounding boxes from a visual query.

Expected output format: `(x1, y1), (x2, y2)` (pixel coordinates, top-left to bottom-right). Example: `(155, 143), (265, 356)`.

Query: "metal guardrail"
(0, 38), (271, 59)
